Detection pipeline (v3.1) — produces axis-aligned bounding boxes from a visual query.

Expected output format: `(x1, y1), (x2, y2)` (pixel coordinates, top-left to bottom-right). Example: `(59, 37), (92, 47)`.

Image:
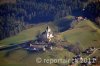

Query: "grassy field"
(60, 20), (100, 49)
(0, 47), (75, 66)
(0, 22), (57, 45)
(0, 19), (100, 66)
(0, 16), (73, 46)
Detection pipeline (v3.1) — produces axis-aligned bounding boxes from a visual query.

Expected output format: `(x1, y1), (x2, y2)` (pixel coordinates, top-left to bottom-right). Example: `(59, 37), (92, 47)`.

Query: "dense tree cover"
(83, 1), (100, 26)
(0, 0), (99, 40)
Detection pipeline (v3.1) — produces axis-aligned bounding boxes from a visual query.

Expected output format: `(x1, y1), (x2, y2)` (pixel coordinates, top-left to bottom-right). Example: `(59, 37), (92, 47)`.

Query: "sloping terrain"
(0, 16), (73, 45)
(0, 18), (100, 66)
(0, 22), (57, 45)
(60, 20), (100, 49)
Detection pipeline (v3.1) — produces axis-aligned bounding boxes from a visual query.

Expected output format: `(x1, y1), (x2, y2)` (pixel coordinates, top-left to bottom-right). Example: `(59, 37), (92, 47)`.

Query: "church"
(38, 26), (54, 42)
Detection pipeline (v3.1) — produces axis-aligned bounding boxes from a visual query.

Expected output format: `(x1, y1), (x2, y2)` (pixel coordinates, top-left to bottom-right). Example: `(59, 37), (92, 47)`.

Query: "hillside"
(0, 0), (100, 66)
(0, 0), (100, 40)
(0, 18), (100, 66)
(0, 16), (73, 45)
(0, 22), (57, 45)
(60, 20), (100, 49)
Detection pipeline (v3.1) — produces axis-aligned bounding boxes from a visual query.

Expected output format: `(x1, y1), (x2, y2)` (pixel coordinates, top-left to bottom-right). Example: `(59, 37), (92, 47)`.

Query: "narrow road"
(88, 48), (99, 57)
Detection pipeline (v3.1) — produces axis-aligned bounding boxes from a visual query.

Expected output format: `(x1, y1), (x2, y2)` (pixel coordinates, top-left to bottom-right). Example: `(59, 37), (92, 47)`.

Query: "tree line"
(0, 0), (99, 40)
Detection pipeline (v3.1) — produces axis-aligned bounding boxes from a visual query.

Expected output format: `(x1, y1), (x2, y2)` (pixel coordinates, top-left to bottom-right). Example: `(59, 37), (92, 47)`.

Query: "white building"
(38, 26), (54, 42)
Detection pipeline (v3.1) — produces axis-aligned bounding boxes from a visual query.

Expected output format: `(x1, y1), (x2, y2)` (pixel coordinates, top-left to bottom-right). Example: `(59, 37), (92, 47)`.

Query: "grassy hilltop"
(0, 17), (100, 66)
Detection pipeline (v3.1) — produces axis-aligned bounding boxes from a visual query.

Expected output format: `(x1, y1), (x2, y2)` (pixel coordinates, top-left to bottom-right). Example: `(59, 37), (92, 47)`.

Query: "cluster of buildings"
(21, 26), (99, 66)
(69, 47), (97, 66)
(23, 26), (54, 52)
(83, 47), (96, 55)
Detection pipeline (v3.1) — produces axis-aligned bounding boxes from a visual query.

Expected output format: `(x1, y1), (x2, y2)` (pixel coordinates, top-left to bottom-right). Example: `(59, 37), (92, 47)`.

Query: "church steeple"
(38, 26), (54, 42)
(46, 26), (53, 41)
(46, 26), (51, 33)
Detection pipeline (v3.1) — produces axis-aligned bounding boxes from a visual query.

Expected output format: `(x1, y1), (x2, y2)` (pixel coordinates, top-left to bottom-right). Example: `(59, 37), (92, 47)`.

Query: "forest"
(0, 0), (100, 40)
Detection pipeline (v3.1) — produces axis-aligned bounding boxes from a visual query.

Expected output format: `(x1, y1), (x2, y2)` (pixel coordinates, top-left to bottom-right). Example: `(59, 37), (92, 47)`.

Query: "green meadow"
(0, 18), (100, 66)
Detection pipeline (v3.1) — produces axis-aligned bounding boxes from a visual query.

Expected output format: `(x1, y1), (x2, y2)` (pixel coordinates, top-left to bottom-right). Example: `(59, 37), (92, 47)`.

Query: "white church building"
(38, 26), (54, 42)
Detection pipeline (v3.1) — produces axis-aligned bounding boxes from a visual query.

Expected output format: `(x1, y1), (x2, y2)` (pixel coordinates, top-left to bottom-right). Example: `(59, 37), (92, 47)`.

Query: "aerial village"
(22, 26), (54, 52)
(19, 20), (100, 66)
(22, 16), (85, 52)
(0, 16), (100, 66)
